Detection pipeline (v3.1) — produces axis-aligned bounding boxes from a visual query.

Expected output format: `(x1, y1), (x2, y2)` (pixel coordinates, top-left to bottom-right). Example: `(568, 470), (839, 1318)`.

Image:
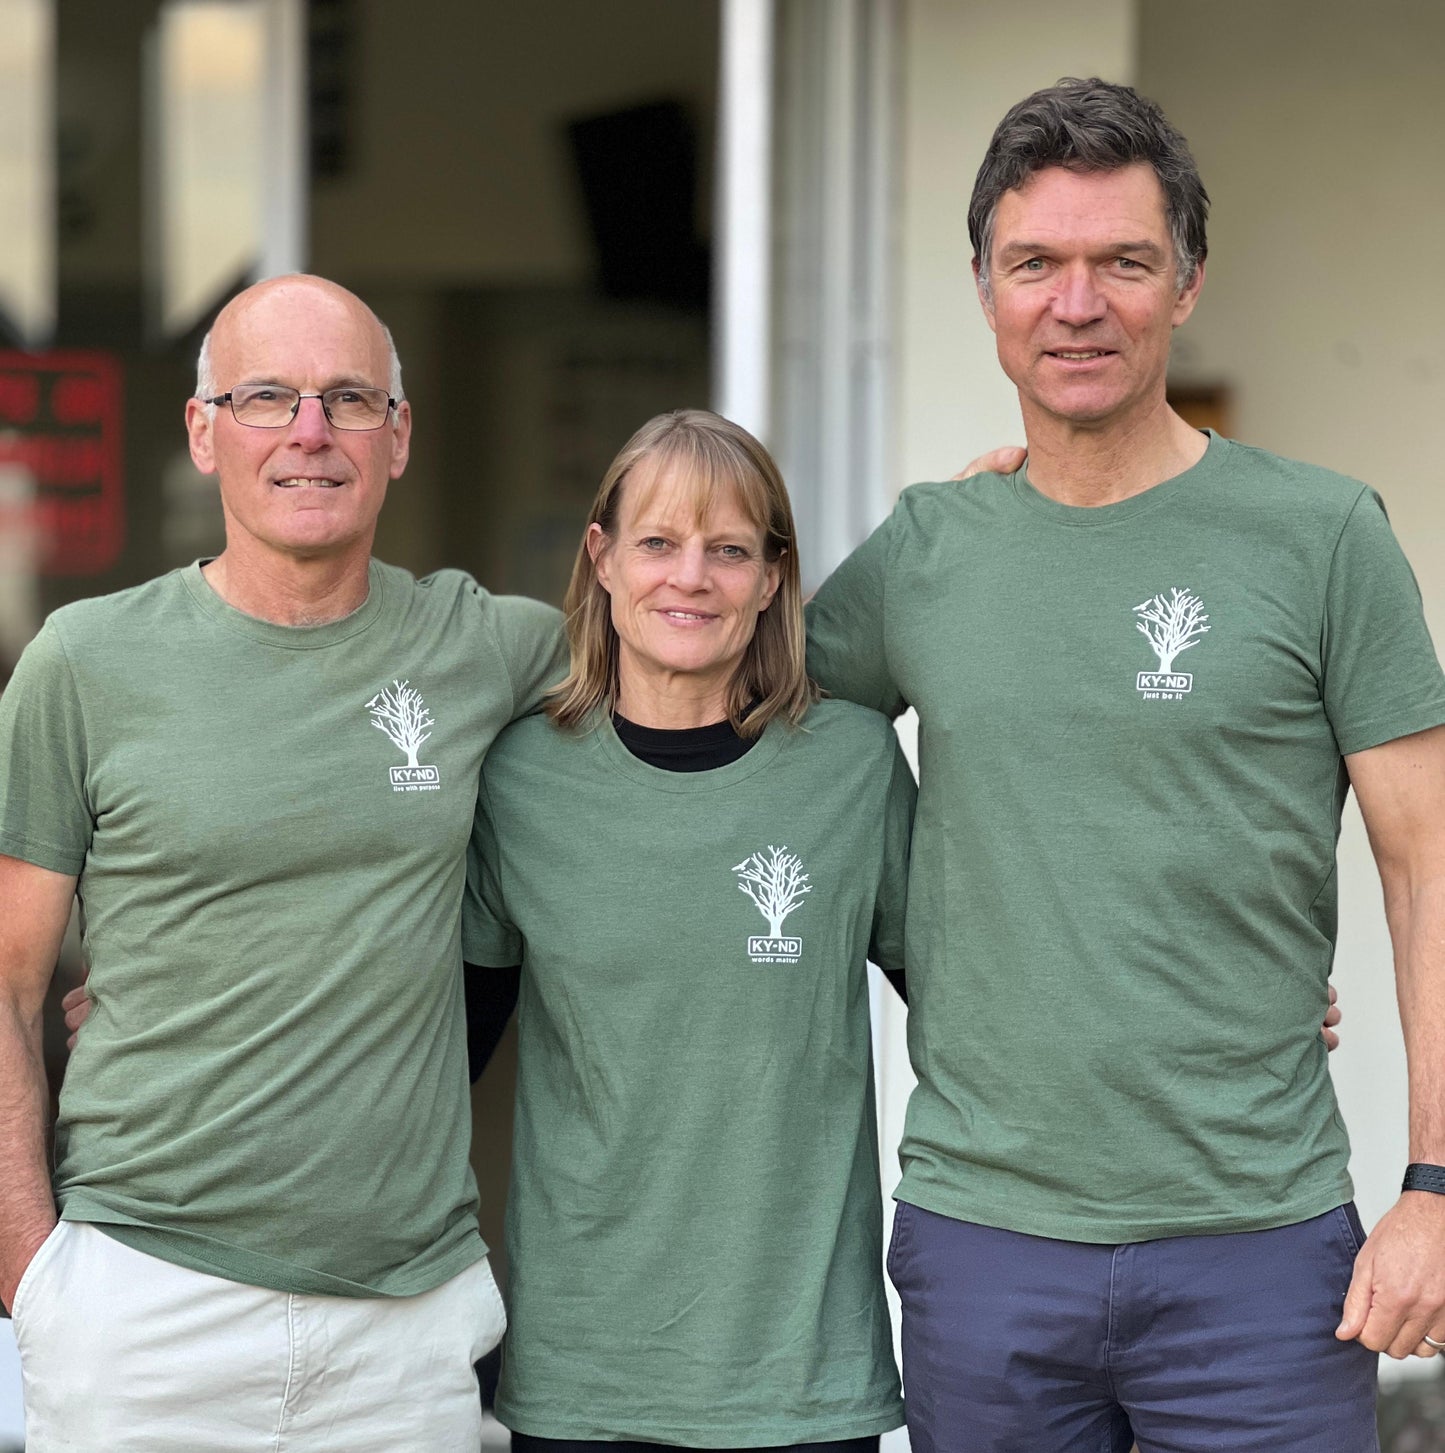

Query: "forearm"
(1337, 728), (1445, 1354)
(1385, 873), (1445, 1162)
(1347, 728), (1445, 1161)
(0, 993), (56, 1310)
(1340, 869), (1445, 1355)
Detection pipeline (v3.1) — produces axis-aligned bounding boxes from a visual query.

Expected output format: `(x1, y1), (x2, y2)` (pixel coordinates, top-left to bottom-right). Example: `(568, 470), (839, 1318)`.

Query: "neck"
(1022, 400), (1207, 507)
(615, 668), (731, 731)
(201, 545), (373, 626)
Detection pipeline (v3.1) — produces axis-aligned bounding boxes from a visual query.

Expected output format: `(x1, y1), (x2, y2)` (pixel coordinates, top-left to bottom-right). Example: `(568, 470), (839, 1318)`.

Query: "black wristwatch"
(1402, 1163), (1445, 1195)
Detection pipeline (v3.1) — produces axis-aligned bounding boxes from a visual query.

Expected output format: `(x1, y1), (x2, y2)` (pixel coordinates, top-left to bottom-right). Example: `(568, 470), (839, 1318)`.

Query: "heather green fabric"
(464, 701), (912, 1446)
(0, 561), (566, 1295)
(807, 433), (1445, 1243)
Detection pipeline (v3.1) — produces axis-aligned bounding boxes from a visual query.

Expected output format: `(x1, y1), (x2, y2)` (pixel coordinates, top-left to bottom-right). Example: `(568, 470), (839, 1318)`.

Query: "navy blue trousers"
(888, 1200), (1379, 1453)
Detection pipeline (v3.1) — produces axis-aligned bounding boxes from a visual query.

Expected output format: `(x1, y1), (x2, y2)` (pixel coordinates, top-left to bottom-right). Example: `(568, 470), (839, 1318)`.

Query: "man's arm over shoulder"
(486, 593), (568, 723)
(463, 777), (523, 977)
(806, 513), (907, 717)
(869, 728), (917, 977)
(0, 855), (75, 1312)
(1336, 723), (1445, 1357)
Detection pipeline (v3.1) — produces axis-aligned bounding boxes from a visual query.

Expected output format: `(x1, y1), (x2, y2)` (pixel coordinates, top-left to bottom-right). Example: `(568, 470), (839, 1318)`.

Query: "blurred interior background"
(1, 0), (1442, 1446)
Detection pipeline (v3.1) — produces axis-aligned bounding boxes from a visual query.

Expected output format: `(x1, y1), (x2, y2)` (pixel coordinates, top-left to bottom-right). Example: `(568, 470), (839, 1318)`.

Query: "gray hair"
(969, 77), (1209, 300)
(194, 316), (405, 422)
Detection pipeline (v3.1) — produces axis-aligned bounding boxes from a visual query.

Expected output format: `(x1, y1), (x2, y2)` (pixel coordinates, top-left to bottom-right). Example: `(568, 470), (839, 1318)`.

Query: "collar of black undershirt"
(612, 712), (757, 772)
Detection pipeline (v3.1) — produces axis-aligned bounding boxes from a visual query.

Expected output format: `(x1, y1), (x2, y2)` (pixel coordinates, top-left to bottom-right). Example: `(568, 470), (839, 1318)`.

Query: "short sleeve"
(490, 595), (568, 723)
(806, 514), (907, 718)
(868, 734), (917, 972)
(0, 619), (93, 874)
(462, 778), (523, 967)
(1321, 489), (1445, 756)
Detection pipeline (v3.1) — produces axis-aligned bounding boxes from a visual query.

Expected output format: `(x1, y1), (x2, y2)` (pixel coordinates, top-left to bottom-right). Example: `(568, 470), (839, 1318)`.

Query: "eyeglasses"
(205, 384), (398, 431)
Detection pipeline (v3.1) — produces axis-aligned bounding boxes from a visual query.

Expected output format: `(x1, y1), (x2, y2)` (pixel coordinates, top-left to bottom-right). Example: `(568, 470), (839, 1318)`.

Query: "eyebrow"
(997, 239), (1168, 264)
(235, 374), (383, 390)
(629, 503), (762, 543)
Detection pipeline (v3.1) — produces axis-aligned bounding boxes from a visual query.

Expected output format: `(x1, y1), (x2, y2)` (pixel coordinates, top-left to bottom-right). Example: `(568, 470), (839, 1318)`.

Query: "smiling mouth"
(1047, 349), (1114, 360)
(274, 478), (344, 488)
(660, 609), (716, 623)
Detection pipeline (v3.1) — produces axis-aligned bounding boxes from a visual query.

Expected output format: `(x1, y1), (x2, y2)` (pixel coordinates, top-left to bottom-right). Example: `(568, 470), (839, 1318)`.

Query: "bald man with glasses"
(0, 275), (565, 1452)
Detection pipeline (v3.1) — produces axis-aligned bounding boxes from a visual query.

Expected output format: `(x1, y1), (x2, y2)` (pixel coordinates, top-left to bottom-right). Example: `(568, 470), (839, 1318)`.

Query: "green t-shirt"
(807, 433), (1445, 1243)
(463, 701), (913, 1446)
(0, 560), (566, 1295)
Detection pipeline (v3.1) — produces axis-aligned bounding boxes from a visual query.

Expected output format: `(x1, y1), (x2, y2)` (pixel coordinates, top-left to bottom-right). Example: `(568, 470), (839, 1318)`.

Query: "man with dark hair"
(968, 77), (1209, 301)
(808, 77), (1445, 1452)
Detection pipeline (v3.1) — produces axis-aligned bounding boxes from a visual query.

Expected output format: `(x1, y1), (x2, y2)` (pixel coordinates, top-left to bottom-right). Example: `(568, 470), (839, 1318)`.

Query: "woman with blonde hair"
(466, 408), (914, 1451)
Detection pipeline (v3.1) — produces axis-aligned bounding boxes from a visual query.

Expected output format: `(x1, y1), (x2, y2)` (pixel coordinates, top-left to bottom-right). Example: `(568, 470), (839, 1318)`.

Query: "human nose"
(287, 393), (335, 448)
(669, 541), (710, 590)
(1050, 263), (1107, 327)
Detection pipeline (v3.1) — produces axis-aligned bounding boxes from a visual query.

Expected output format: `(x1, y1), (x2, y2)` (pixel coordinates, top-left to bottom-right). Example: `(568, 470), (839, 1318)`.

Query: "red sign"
(0, 350), (124, 575)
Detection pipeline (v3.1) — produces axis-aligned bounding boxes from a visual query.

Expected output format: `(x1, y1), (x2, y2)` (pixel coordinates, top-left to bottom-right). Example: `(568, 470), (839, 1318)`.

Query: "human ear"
(1172, 259), (1205, 328)
(973, 257), (998, 333)
(388, 399), (413, 479)
(760, 549), (783, 611)
(184, 397), (217, 475)
(587, 522), (613, 592)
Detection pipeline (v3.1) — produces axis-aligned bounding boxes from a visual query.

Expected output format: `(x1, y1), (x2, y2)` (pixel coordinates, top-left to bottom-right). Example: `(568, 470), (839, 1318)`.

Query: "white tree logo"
(366, 681), (441, 790)
(1134, 588), (1210, 673)
(367, 680), (433, 764)
(733, 846), (811, 937)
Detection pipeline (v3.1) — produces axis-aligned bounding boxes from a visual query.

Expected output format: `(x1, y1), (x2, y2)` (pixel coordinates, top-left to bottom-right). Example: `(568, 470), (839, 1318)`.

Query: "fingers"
(1352, 1284), (1441, 1358)
(1383, 1312), (1441, 1360)
(1335, 1252), (1374, 1342)
(950, 446), (1026, 481)
(1349, 1273), (1445, 1357)
(1338, 1197), (1445, 1356)
(1321, 981), (1341, 1050)
(61, 984), (90, 1036)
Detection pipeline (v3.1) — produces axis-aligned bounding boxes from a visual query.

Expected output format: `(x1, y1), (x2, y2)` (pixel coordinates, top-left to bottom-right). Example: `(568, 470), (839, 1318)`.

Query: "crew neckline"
(613, 712), (755, 768)
(180, 559), (385, 648)
(594, 710), (784, 791)
(1010, 429), (1224, 527)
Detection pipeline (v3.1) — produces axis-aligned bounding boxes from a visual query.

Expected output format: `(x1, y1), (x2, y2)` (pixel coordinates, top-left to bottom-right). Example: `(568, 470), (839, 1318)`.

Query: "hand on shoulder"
(951, 446), (1027, 481)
